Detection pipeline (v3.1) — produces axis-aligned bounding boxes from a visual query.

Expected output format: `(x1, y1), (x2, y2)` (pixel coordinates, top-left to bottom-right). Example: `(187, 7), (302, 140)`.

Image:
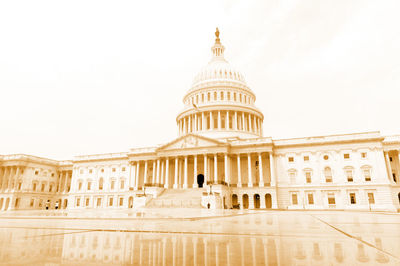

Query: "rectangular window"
(89, 169), (93, 174)
(308, 194), (314, 205)
(78, 182), (82, 191)
(85, 198), (90, 207)
(109, 197), (113, 207)
(346, 170), (353, 182)
(35, 170), (39, 175)
(227, 92), (230, 100)
(220, 91), (224, 100)
(291, 194), (298, 205)
(390, 157), (392, 162)
(119, 197), (124, 206)
(122, 167), (126, 172)
(328, 194), (335, 205)
(288, 157), (294, 162)
(344, 153), (350, 159)
(364, 169), (371, 181)
(18, 182), (22, 190)
(87, 182), (91, 190)
(368, 193), (375, 204)
(33, 183), (37, 191)
(76, 198), (80, 207)
(303, 156), (309, 161)
(49, 185), (53, 192)
(30, 199), (34, 207)
(111, 180), (115, 190)
(96, 198), (102, 207)
(214, 117), (218, 128)
(349, 193), (356, 204)
(306, 172), (312, 183)
(393, 173), (397, 182)
(120, 180), (125, 190)
(289, 172), (296, 184)
(41, 184), (45, 192)
(361, 152), (367, 159)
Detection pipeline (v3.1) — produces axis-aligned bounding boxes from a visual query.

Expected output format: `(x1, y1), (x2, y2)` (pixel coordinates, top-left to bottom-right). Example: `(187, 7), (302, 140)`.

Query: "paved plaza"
(0, 209), (399, 265)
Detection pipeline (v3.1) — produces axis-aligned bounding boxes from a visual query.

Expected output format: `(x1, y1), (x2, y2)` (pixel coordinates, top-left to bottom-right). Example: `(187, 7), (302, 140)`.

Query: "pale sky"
(0, 0), (399, 160)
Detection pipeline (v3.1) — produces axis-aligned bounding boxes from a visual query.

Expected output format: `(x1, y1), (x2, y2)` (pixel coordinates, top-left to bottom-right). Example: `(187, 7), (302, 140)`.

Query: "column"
(57, 171), (62, 192)
(385, 152), (394, 182)
(192, 237), (198, 265)
(160, 159), (164, 186)
(183, 156), (188, 188)
(7, 167), (14, 190)
(269, 153), (276, 186)
(224, 154), (229, 185)
(215, 242), (220, 266)
(249, 113), (253, 132)
(152, 161), (156, 185)
(248, 153), (253, 187)
(144, 161), (148, 185)
(172, 237), (177, 266)
(242, 112), (245, 131)
(65, 171), (70, 192)
(174, 158), (178, 188)
(258, 153), (264, 187)
(156, 159), (161, 185)
(204, 154), (208, 185)
(202, 112), (205, 131)
(188, 115), (191, 133)
(226, 242), (231, 266)
(183, 117), (187, 134)
(14, 167), (20, 190)
(218, 111), (221, 129)
(164, 158), (169, 188)
(237, 154), (242, 187)
(193, 155), (198, 188)
(135, 161), (140, 190)
(226, 110), (229, 129)
(210, 111), (213, 130)
(214, 154), (218, 184)
(204, 238), (208, 266)
(234, 111), (238, 130)
(182, 236), (187, 266)
(194, 113), (197, 131)
(162, 238), (167, 266)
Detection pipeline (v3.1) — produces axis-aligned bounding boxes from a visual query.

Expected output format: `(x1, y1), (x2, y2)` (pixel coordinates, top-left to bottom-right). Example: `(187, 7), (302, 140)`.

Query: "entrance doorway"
(254, 194), (260, 209)
(265, 194), (272, 208)
(242, 194), (249, 209)
(197, 174), (204, 188)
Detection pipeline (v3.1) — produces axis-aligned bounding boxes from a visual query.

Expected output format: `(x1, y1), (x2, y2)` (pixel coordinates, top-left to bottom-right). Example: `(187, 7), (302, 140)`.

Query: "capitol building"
(1, 29), (399, 212)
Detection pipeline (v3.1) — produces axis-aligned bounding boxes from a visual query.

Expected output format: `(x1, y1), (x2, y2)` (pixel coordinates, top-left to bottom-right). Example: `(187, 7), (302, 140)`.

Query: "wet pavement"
(0, 210), (399, 265)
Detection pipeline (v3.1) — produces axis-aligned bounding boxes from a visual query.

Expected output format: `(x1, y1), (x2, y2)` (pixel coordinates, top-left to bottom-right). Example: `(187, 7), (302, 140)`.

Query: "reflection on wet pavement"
(0, 211), (399, 265)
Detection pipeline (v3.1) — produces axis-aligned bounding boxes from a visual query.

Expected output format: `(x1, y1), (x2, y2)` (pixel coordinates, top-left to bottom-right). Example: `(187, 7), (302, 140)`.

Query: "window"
(349, 193), (356, 204)
(328, 194), (336, 204)
(220, 91), (224, 100)
(120, 179), (125, 190)
(288, 157), (294, 162)
(122, 167), (126, 172)
(119, 197), (124, 206)
(344, 153), (350, 159)
(49, 184), (53, 192)
(41, 183), (45, 192)
(303, 156), (309, 161)
(363, 169), (371, 181)
(51, 173), (55, 177)
(99, 178), (104, 190)
(202, 93), (205, 102)
(233, 92), (236, 101)
(361, 152), (367, 159)
(101, 168), (104, 173)
(111, 180), (115, 190)
(324, 167), (332, 183)
(308, 194), (314, 205)
(87, 181), (92, 190)
(76, 198), (80, 207)
(207, 92), (210, 101)
(85, 198), (90, 207)
(346, 169), (353, 182)
(289, 171), (296, 184)
(393, 173), (397, 182)
(305, 172), (312, 183)
(112, 168), (116, 172)
(291, 194), (298, 205)
(214, 91), (217, 100)
(35, 170), (39, 175)
(368, 193), (375, 204)
(33, 183), (37, 191)
(89, 169), (93, 174)
(78, 182), (82, 191)
(227, 92), (230, 100)
(96, 198), (102, 207)
(323, 155), (329, 160)
(18, 182), (22, 190)
(80, 169), (83, 174)
(389, 157), (392, 162)
(109, 197), (113, 207)
(30, 199), (34, 207)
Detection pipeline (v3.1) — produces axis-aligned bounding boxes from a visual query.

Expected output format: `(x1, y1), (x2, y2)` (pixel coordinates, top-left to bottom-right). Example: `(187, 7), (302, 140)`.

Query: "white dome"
(192, 58), (247, 87)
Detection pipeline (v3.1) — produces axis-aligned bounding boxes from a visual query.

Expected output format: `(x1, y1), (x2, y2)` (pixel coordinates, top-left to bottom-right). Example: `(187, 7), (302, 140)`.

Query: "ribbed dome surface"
(192, 59), (247, 86)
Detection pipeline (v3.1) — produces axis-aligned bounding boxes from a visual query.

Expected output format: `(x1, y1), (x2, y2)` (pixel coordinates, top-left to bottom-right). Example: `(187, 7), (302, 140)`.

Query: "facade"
(1, 29), (400, 212)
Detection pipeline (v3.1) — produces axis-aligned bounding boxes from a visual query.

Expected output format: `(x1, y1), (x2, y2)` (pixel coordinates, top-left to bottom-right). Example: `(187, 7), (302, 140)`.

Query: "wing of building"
(1, 29), (400, 212)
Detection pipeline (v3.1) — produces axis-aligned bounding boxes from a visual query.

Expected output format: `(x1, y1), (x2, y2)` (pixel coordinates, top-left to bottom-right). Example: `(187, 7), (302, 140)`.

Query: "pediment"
(157, 134), (227, 151)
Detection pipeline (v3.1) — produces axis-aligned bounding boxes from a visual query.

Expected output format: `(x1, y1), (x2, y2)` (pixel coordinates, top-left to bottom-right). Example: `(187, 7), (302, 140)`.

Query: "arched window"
(207, 92), (210, 101)
(233, 92), (237, 101)
(220, 91), (224, 100)
(99, 178), (104, 190)
(214, 91), (217, 100)
(324, 167), (332, 183)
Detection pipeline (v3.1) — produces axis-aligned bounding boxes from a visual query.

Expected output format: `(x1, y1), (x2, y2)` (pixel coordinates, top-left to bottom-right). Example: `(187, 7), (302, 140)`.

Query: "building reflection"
(0, 228), (396, 265)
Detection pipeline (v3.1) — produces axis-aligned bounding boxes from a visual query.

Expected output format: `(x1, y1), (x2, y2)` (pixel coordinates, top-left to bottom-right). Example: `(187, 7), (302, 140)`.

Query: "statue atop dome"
(215, 27), (220, 44)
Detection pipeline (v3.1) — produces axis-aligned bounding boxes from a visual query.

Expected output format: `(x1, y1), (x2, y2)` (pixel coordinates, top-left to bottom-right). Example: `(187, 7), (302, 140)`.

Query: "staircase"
(146, 188), (205, 208)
